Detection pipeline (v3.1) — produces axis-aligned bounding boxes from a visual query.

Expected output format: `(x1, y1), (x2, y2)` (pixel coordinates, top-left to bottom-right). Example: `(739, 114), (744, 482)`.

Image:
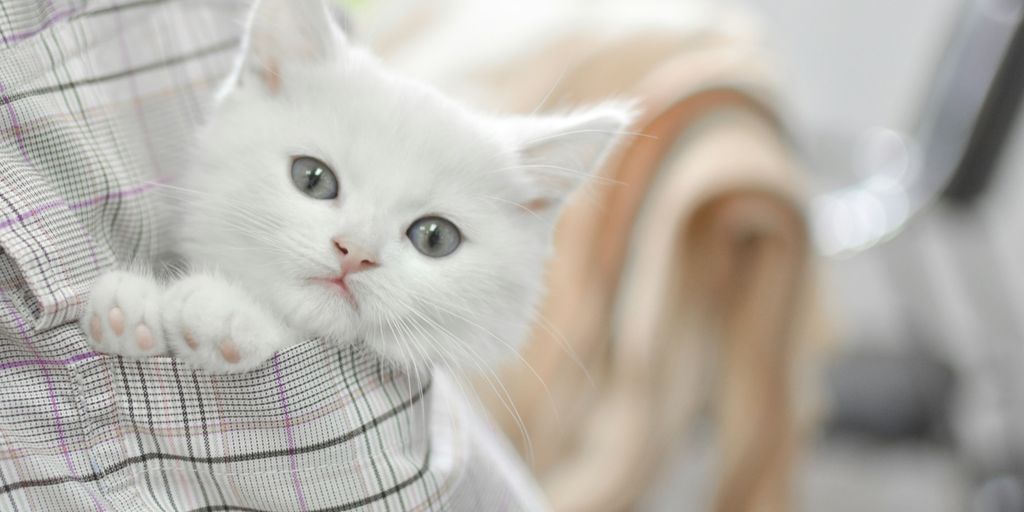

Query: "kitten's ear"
(238, 0), (345, 93)
(508, 103), (636, 216)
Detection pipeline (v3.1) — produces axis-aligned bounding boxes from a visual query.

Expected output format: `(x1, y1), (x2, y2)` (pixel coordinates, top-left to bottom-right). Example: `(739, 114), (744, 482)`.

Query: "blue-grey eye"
(290, 156), (338, 200)
(407, 216), (461, 257)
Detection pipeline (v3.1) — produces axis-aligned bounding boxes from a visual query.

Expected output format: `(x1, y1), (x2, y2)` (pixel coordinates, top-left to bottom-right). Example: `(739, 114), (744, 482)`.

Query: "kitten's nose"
(332, 239), (378, 275)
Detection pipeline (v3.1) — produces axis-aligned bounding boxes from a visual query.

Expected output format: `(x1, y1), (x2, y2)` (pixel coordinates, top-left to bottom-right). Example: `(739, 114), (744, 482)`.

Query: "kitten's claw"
(81, 271), (166, 357)
(162, 275), (285, 373)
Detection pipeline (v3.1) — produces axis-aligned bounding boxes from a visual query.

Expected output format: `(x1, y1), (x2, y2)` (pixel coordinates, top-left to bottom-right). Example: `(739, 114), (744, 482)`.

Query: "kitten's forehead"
(225, 52), (528, 225)
(288, 58), (510, 188)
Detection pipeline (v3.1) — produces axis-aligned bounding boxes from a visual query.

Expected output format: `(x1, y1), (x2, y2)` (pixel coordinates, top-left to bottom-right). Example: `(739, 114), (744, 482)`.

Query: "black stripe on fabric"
(0, 170), (63, 308)
(0, 455), (20, 512)
(187, 445), (433, 512)
(0, 377), (431, 496)
(0, 38), (238, 106)
(39, 19), (125, 266)
(343, 350), (393, 512)
(172, 363), (214, 507)
(142, 361), (180, 511)
(121, 358), (167, 512)
(383, 363), (437, 510)
(192, 371), (230, 506)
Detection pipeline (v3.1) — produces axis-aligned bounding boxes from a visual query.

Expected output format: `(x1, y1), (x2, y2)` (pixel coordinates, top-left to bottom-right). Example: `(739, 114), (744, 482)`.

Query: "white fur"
(81, 0), (633, 374)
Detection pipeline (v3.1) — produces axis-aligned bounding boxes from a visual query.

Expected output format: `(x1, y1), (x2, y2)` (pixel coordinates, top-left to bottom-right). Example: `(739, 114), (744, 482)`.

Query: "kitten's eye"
(407, 216), (461, 258)
(290, 156), (338, 200)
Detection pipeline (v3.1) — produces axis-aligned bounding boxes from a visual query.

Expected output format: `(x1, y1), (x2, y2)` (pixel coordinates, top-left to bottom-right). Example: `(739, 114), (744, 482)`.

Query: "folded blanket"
(371, 5), (828, 511)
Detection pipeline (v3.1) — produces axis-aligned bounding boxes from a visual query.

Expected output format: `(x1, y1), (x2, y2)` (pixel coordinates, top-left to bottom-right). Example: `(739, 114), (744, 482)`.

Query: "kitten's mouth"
(308, 276), (358, 307)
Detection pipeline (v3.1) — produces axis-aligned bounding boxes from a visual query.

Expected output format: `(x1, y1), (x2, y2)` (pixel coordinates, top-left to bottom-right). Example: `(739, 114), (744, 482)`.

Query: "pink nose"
(332, 239), (378, 275)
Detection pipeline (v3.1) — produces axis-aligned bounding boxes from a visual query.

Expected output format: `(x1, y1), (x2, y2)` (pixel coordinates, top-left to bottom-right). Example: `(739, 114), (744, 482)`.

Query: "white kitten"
(81, 0), (632, 374)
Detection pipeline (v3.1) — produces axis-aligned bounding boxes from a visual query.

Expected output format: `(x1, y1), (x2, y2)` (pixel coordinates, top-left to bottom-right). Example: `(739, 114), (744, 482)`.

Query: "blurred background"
(342, 0), (1024, 510)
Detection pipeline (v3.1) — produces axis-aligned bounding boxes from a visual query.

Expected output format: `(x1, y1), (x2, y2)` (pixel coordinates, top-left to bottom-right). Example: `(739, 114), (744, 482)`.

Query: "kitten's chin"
(256, 281), (362, 344)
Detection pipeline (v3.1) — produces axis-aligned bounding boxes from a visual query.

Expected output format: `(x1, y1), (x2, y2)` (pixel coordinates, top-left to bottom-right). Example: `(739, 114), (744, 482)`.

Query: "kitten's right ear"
(236, 0), (345, 93)
(502, 103), (636, 217)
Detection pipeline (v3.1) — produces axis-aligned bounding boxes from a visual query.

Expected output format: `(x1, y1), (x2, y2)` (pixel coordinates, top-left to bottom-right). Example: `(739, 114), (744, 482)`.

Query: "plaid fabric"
(0, 1), (542, 510)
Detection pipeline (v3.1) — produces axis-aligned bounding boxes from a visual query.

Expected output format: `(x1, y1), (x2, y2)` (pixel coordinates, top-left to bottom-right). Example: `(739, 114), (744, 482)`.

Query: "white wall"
(720, 0), (962, 177)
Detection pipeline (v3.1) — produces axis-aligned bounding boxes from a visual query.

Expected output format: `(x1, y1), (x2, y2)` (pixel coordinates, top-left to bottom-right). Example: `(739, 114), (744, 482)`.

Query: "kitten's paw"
(81, 271), (165, 358)
(161, 275), (285, 374)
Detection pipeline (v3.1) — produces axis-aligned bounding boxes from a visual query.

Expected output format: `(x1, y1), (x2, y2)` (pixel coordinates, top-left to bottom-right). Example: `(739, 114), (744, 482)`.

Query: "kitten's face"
(178, 0), (631, 369)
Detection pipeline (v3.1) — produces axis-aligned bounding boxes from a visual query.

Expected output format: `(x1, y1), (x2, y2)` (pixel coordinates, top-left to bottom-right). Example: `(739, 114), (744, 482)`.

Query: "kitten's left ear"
(507, 103), (637, 215)
(238, 0), (345, 93)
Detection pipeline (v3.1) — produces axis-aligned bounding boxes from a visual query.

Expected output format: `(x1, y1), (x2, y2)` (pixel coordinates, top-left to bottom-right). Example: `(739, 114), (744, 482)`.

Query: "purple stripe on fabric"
(0, 83), (30, 163)
(0, 181), (160, 231)
(68, 181), (160, 210)
(0, 351), (98, 371)
(0, 7), (75, 45)
(271, 354), (309, 511)
(0, 290), (106, 510)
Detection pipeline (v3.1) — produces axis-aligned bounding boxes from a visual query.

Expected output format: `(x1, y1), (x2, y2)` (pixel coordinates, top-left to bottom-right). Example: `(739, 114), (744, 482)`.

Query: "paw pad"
(108, 307), (125, 336)
(218, 340), (241, 364)
(82, 271), (165, 358)
(135, 324), (155, 351)
(184, 333), (199, 350)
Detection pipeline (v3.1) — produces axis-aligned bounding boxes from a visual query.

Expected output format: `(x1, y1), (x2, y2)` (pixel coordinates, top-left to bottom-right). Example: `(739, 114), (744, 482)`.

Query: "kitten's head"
(182, 0), (633, 369)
